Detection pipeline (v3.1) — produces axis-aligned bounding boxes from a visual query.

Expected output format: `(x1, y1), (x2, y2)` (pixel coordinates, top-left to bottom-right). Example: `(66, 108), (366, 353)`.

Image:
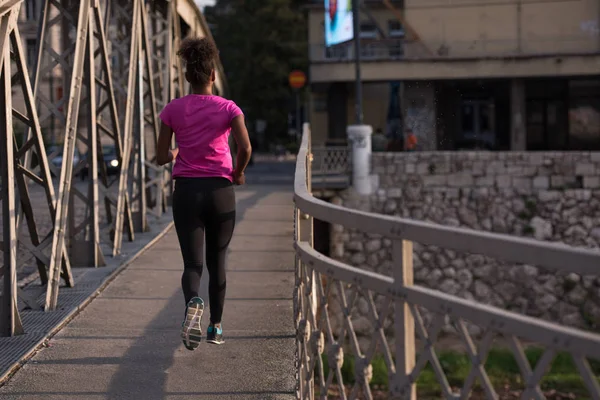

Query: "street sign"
(289, 70), (306, 90)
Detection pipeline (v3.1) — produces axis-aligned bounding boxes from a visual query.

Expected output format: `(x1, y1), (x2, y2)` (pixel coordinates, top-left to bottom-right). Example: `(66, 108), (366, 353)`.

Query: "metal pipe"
(296, 90), (301, 144)
(351, 0), (363, 125)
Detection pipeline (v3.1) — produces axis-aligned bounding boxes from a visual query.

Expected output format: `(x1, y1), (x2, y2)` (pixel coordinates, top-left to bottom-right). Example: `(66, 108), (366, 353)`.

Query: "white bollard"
(347, 124), (373, 195)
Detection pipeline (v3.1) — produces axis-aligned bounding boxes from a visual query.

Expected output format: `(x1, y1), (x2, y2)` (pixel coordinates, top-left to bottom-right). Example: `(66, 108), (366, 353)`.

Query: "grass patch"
(316, 347), (600, 398)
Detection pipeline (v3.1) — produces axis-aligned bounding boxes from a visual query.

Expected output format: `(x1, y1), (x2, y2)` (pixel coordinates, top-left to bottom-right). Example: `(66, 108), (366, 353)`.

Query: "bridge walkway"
(0, 173), (297, 400)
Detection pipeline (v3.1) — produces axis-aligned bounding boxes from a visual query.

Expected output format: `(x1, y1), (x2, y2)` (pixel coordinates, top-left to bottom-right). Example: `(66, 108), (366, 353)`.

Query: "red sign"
(289, 70), (306, 89)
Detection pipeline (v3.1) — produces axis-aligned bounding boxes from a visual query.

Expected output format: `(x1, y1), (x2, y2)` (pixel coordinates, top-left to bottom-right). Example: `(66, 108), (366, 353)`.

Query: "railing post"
(295, 122), (316, 399)
(347, 124), (373, 195)
(393, 239), (416, 399)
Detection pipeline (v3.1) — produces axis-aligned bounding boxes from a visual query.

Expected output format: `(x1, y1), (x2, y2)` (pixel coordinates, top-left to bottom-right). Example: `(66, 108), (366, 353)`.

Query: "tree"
(205, 0), (308, 147)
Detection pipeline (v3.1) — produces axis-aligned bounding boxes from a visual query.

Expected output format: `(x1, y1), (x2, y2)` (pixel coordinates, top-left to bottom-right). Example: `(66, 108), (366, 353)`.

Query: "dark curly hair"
(177, 37), (218, 87)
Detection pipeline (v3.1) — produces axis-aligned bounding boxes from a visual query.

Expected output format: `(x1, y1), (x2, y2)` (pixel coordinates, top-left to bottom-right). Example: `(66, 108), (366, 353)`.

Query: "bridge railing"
(293, 123), (600, 399)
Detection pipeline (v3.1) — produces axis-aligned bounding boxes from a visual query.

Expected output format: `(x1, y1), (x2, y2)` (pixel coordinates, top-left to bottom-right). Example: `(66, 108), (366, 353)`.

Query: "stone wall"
(328, 152), (600, 339)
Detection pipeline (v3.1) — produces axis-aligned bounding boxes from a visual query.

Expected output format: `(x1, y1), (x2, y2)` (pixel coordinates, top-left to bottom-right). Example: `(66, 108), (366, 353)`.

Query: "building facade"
(307, 0), (600, 151)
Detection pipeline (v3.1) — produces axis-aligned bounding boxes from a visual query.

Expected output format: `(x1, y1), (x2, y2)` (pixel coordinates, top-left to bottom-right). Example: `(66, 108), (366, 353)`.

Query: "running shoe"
(181, 297), (204, 350)
(206, 324), (224, 345)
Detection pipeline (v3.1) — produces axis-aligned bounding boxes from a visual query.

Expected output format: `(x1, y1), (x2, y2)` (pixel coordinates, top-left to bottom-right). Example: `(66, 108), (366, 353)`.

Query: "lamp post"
(352, 0), (363, 125)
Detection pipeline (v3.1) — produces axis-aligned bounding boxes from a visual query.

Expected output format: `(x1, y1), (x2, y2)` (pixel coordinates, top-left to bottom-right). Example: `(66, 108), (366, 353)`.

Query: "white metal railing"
(310, 145), (351, 188)
(311, 146), (350, 176)
(293, 123), (600, 399)
(310, 35), (600, 63)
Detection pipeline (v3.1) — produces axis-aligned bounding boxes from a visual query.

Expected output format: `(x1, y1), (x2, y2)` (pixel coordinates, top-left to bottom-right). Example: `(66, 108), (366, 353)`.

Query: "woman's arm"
(231, 115), (252, 183)
(157, 122), (178, 166)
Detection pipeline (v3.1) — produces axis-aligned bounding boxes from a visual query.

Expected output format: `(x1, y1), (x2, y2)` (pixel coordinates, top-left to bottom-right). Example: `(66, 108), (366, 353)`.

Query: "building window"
(568, 79), (600, 150)
(26, 39), (37, 68)
(25, 0), (38, 21)
(525, 79), (569, 150)
(388, 20), (405, 38)
(359, 22), (377, 39)
(458, 100), (496, 150)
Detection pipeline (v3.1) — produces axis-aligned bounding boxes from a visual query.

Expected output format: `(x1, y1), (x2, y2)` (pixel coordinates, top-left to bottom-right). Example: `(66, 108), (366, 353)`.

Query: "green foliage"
(317, 347), (600, 397)
(523, 225), (535, 236)
(205, 0), (308, 143)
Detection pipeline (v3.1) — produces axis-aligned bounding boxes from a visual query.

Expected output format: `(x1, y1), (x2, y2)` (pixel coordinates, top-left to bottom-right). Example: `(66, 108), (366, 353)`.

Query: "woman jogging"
(156, 37), (252, 350)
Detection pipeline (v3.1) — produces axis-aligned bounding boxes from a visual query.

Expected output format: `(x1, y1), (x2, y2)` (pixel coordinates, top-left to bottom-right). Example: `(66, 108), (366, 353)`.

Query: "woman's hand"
(233, 170), (245, 185)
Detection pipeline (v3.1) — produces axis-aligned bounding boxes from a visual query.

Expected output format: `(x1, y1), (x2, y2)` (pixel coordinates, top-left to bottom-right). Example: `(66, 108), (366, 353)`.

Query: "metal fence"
(293, 123), (600, 399)
(310, 35), (600, 63)
(311, 145), (351, 189)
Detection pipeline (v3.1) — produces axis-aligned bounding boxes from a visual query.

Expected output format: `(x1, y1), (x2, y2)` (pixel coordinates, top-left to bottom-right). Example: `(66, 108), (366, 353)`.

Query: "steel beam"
(11, 20), (73, 293)
(0, 4), (24, 336)
(45, 0), (93, 310)
(109, 0), (184, 231)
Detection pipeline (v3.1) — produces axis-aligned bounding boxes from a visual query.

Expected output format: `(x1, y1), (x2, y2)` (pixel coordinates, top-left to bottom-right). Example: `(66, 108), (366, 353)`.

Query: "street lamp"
(352, 0), (363, 125)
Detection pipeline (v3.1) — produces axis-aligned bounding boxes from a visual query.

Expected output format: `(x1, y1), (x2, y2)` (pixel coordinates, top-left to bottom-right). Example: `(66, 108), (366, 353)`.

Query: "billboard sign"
(324, 0), (353, 47)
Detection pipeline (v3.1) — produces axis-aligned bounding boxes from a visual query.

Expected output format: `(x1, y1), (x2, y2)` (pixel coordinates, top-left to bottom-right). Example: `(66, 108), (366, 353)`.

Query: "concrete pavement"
(0, 173), (297, 399)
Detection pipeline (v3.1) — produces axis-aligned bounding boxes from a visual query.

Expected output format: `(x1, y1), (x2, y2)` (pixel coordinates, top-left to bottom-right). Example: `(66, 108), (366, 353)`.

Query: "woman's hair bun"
(178, 37), (218, 65)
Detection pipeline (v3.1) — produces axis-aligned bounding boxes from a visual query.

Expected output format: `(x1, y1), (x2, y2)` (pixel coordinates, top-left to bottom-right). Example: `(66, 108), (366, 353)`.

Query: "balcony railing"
(310, 36), (600, 63)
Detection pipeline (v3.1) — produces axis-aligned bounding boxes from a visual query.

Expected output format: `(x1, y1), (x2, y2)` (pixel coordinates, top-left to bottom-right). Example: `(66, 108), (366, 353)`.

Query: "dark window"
(479, 104), (492, 132)
(25, 0), (37, 20)
(26, 39), (37, 68)
(461, 103), (475, 133)
(359, 22), (377, 39)
(388, 20), (404, 38)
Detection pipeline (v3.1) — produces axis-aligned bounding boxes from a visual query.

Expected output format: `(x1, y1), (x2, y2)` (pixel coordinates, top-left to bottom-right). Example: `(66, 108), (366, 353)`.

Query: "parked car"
(79, 145), (120, 180)
(101, 145), (120, 175)
(46, 145), (82, 178)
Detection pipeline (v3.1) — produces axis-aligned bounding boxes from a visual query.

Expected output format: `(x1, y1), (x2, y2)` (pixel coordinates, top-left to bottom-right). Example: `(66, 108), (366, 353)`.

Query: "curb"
(0, 221), (174, 387)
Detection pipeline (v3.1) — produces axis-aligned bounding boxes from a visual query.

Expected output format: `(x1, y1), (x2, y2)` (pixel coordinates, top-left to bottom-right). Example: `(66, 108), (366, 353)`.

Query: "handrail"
(295, 241), (600, 359)
(293, 122), (600, 399)
(294, 130), (599, 276)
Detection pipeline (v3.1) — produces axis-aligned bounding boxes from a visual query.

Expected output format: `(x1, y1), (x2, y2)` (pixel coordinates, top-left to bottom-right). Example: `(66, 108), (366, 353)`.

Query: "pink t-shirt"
(159, 94), (243, 181)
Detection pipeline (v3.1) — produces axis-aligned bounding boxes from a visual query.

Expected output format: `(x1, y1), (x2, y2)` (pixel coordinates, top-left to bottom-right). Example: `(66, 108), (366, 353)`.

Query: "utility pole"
(352, 0), (363, 125)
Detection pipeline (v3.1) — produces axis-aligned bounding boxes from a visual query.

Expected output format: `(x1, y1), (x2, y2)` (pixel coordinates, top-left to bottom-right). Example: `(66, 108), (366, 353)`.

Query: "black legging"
(172, 177), (236, 324)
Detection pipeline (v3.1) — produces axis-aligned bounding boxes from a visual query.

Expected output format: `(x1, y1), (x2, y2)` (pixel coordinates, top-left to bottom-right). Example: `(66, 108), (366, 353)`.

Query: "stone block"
(584, 176), (600, 189)
(422, 175), (447, 186)
(486, 160), (506, 175)
(496, 175), (511, 188)
(538, 190), (560, 202)
(471, 161), (485, 176)
(406, 164), (416, 174)
(528, 153), (545, 166)
(590, 152), (600, 162)
(524, 167), (539, 177)
(475, 176), (495, 187)
(448, 174), (474, 187)
(533, 176), (550, 189)
(445, 188), (460, 199)
(575, 163), (595, 175)
(550, 175), (567, 188)
(512, 177), (532, 190)
(565, 189), (592, 201)
(531, 216), (553, 240)
(416, 163), (430, 174)
(387, 188), (402, 198)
